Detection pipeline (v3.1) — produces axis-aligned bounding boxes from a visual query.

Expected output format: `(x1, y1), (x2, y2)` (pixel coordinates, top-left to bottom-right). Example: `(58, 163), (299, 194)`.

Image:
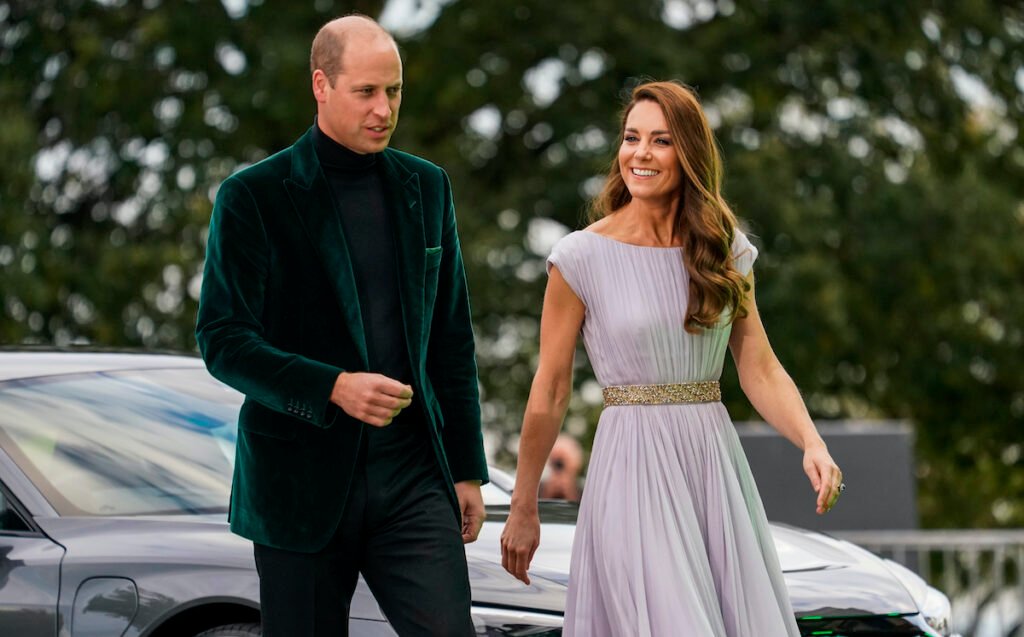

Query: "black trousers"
(253, 414), (474, 636)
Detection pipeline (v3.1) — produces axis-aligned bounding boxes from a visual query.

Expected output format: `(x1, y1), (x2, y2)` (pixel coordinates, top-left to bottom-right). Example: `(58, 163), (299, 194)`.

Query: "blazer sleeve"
(425, 169), (489, 484)
(196, 175), (344, 428)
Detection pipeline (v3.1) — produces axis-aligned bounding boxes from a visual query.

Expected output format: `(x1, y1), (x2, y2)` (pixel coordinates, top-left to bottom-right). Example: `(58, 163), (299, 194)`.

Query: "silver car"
(0, 351), (954, 636)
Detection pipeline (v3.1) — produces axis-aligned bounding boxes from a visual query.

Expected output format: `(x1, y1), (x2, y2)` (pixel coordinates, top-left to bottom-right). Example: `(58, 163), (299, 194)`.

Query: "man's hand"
(500, 506), (540, 585)
(455, 480), (485, 544)
(330, 372), (412, 427)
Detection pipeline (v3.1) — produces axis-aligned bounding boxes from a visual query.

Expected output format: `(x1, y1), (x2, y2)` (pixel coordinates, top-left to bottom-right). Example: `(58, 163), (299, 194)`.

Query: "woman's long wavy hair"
(589, 80), (749, 332)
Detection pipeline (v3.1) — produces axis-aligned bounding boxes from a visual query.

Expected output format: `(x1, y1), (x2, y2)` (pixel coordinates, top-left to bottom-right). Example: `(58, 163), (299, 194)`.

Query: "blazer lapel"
(380, 150), (426, 370)
(284, 129), (369, 368)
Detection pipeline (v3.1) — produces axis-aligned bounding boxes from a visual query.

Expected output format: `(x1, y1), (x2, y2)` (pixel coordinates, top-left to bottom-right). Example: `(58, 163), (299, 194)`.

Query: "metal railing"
(834, 529), (1024, 637)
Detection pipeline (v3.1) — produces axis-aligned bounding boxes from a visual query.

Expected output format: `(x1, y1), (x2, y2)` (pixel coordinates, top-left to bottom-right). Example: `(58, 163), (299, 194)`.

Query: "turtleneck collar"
(312, 118), (378, 172)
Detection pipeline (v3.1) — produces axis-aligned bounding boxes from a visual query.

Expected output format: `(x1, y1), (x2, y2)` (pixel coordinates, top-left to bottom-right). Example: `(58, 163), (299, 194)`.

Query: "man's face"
(314, 36), (402, 154)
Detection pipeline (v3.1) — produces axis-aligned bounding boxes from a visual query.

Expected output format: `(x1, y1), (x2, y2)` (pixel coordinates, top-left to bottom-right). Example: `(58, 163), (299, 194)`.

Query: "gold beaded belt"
(602, 381), (721, 406)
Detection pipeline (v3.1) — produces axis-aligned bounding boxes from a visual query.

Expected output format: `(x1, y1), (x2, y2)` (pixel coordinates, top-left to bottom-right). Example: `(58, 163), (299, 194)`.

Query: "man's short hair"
(310, 14), (394, 86)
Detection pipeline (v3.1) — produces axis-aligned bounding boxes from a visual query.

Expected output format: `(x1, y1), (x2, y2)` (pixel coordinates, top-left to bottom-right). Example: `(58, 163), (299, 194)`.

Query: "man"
(196, 14), (487, 636)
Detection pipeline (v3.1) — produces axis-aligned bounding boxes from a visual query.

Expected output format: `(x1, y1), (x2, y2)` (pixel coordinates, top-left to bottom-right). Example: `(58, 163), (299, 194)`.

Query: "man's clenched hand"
(330, 372), (412, 427)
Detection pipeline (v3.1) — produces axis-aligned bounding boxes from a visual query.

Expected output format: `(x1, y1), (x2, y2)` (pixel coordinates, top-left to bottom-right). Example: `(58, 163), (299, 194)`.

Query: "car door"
(0, 483), (64, 636)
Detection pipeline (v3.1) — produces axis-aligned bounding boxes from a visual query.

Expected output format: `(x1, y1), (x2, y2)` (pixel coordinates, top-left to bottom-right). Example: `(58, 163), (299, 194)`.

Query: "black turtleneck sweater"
(312, 122), (411, 389)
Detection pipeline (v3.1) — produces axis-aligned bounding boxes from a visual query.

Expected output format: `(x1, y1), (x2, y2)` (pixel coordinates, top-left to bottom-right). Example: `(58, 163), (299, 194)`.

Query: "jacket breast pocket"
(425, 246), (443, 270)
(238, 400), (297, 441)
(423, 247), (443, 338)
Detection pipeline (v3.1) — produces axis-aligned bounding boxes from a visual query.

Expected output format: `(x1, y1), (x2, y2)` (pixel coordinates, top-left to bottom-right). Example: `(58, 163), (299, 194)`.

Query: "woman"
(500, 81), (843, 636)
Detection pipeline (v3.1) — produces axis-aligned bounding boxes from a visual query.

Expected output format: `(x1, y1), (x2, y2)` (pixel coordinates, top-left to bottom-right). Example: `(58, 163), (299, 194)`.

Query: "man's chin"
(360, 139), (391, 153)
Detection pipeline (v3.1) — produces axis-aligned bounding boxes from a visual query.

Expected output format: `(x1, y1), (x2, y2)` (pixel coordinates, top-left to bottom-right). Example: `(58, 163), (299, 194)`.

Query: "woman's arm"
(728, 273), (844, 515)
(501, 265), (585, 584)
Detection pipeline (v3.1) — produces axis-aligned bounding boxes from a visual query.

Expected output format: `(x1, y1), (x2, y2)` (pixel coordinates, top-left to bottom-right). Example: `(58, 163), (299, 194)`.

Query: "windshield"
(0, 368), (242, 516)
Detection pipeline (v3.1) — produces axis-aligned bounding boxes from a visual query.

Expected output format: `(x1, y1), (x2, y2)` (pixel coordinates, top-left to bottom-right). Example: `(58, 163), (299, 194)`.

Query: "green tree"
(396, 0), (1024, 528)
(2, 0), (1021, 527)
(0, 0), (382, 348)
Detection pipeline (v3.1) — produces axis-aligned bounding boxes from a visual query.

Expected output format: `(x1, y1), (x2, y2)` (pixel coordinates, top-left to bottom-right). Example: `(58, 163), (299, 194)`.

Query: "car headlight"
(918, 584), (953, 636)
(471, 606), (563, 636)
(881, 558), (953, 636)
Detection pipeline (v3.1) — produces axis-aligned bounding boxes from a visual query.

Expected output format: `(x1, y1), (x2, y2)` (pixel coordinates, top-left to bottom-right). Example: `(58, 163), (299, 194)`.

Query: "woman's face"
(617, 100), (682, 205)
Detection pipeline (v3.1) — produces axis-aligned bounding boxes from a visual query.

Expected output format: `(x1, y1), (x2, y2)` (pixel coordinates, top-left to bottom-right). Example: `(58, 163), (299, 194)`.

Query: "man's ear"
(311, 69), (329, 103)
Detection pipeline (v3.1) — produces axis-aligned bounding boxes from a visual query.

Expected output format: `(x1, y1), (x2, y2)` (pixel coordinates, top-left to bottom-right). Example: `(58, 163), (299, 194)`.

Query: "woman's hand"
(803, 443), (843, 514)
(500, 506), (541, 585)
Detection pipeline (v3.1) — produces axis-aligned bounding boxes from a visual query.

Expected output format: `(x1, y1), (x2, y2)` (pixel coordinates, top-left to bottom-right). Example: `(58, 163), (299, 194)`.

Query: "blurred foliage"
(1, 0), (1021, 528)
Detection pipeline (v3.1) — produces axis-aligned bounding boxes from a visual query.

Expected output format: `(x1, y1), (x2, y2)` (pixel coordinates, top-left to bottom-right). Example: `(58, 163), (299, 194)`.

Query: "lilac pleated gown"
(547, 230), (800, 637)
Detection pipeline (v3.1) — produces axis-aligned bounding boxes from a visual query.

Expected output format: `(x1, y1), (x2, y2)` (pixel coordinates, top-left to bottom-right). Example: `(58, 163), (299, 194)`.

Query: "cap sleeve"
(731, 229), (759, 277)
(546, 232), (587, 304)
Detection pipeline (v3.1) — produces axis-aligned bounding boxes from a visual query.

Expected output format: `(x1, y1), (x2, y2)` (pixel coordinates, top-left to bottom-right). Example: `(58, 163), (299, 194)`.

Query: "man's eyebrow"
(350, 82), (402, 90)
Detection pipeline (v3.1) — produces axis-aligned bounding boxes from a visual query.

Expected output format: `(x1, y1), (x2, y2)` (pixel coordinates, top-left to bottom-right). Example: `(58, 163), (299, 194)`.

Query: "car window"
(480, 481), (511, 506)
(0, 368), (243, 517)
(480, 465), (513, 506)
(0, 488), (30, 532)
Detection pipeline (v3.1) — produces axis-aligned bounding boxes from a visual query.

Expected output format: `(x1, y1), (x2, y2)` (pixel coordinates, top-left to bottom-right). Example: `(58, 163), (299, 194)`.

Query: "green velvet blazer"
(196, 128), (488, 552)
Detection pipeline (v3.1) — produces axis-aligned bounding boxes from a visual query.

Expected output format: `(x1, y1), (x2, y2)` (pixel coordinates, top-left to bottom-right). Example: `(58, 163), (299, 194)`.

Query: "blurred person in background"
(538, 433), (583, 502)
